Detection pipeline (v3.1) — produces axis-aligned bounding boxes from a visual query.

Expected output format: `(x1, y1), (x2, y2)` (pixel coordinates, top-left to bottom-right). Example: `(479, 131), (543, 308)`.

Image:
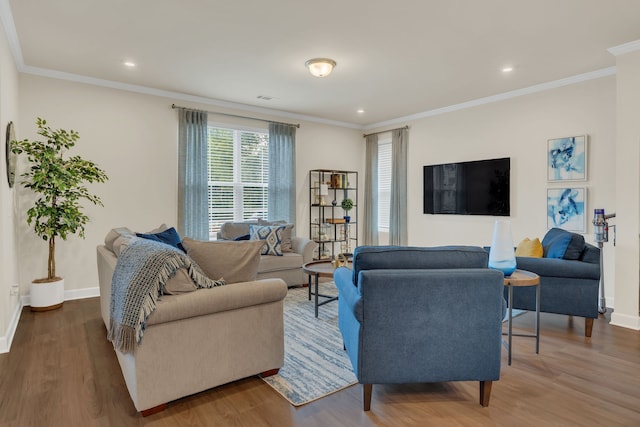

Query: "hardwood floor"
(1, 297), (639, 426)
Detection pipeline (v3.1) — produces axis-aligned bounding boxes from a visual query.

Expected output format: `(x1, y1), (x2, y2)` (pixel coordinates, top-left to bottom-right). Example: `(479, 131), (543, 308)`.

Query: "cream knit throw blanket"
(108, 238), (224, 353)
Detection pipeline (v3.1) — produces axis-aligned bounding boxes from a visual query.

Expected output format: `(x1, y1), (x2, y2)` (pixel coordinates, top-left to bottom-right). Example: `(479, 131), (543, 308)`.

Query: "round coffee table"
(302, 260), (339, 318)
(503, 269), (540, 365)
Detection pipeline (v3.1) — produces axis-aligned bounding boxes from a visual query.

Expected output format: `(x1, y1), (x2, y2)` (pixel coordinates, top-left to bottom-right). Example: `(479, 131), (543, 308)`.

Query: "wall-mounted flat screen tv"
(423, 157), (510, 216)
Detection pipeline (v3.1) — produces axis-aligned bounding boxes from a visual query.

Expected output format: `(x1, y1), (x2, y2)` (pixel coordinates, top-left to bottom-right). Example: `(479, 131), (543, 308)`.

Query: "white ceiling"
(4, 0), (640, 128)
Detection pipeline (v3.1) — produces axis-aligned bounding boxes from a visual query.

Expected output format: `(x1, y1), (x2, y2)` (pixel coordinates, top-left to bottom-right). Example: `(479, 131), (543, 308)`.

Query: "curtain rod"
(363, 125), (409, 138)
(171, 104), (300, 128)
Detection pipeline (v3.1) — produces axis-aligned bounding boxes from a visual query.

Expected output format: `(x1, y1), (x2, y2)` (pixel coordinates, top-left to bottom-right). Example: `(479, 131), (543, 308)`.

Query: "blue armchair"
(334, 246), (505, 411)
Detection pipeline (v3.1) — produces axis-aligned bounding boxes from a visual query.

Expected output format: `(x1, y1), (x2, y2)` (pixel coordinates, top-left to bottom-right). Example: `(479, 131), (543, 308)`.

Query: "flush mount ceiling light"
(305, 58), (336, 77)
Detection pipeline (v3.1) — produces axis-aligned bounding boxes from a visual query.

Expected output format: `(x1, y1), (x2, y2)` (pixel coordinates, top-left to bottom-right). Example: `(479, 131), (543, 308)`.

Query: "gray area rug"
(261, 281), (357, 406)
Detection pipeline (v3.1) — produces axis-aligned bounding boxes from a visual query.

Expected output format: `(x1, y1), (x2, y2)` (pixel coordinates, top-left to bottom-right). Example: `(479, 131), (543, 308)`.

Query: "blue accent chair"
(334, 245), (506, 411)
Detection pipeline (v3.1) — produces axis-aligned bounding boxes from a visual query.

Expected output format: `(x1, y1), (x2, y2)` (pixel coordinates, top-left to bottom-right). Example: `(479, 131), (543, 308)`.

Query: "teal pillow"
(136, 227), (186, 253)
(249, 225), (284, 256)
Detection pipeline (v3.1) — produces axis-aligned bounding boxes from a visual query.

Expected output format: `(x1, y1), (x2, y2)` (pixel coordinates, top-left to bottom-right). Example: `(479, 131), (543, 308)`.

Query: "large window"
(207, 125), (269, 237)
(378, 139), (392, 232)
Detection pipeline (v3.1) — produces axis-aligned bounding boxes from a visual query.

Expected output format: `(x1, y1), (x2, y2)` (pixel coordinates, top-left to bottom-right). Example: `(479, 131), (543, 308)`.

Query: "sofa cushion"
(258, 219), (294, 253)
(352, 245), (489, 286)
(182, 238), (265, 284)
(542, 228), (585, 260)
(515, 238), (543, 258)
(218, 221), (255, 240)
(164, 268), (198, 294)
(258, 252), (303, 273)
(250, 225), (285, 256)
(136, 227), (186, 252)
(104, 227), (135, 253)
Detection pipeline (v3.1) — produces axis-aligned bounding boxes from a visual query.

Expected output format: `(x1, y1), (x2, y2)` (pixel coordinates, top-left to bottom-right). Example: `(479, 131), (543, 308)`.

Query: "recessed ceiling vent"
(257, 95), (273, 101)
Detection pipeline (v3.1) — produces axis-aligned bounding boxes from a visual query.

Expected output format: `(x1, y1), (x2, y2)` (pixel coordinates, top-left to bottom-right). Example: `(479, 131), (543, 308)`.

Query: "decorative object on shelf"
(488, 220), (517, 276)
(319, 184), (329, 206)
(341, 198), (354, 222)
(11, 118), (109, 311)
(5, 121), (16, 187)
(332, 199), (337, 206)
(547, 187), (586, 232)
(547, 135), (587, 181)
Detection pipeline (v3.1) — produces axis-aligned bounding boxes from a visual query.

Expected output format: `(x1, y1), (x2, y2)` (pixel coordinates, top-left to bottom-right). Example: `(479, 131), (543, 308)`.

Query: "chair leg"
(585, 318), (594, 337)
(362, 384), (372, 411)
(479, 381), (492, 407)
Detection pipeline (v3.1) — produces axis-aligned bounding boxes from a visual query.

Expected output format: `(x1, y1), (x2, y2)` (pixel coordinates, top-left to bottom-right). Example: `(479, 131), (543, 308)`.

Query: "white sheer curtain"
(389, 128), (408, 245)
(268, 123), (296, 224)
(363, 134), (379, 245)
(177, 108), (209, 240)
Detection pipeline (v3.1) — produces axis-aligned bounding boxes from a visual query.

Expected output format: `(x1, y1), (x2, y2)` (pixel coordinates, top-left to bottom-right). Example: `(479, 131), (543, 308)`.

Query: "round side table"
(503, 269), (540, 365)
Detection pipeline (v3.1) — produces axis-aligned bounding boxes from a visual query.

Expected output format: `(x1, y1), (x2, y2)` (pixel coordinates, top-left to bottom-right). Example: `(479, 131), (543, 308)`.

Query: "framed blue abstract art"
(547, 187), (586, 232)
(547, 135), (587, 182)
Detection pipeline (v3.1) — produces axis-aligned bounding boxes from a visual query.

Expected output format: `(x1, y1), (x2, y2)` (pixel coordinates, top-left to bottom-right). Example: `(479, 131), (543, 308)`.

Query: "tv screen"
(423, 157), (510, 216)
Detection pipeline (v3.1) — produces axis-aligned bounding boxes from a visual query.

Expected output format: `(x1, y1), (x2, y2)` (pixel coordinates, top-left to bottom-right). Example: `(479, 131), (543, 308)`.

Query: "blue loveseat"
(334, 245), (505, 411)
(498, 228), (601, 337)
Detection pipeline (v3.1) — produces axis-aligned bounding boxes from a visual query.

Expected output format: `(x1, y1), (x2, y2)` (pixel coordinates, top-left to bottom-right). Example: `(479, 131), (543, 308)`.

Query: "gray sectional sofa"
(493, 228), (601, 337)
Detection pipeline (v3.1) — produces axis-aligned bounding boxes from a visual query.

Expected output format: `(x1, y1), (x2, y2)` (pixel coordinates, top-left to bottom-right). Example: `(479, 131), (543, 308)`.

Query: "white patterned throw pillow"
(249, 225), (285, 256)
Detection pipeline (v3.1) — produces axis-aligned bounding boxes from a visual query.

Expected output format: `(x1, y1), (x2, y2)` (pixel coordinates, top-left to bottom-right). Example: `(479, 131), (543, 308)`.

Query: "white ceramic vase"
(488, 220), (517, 276)
(30, 277), (64, 311)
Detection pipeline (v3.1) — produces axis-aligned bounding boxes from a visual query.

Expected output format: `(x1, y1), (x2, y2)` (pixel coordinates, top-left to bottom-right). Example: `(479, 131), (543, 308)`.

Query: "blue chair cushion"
(351, 245), (489, 286)
(542, 228), (585, 260)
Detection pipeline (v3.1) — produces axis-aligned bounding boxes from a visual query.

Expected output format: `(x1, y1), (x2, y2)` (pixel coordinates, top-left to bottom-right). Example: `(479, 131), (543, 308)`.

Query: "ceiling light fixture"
(123, 61), (136, 68)
(502, 66), (514, 73)
(305, 58), (336, 77)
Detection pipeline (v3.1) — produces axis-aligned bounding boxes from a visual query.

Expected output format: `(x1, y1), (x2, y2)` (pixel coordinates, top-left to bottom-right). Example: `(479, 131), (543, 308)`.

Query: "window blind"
(378, 141), (392, 231)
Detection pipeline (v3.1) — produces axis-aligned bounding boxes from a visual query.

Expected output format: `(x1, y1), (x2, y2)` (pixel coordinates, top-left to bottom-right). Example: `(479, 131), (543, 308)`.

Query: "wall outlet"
(10, 284), (19, 296)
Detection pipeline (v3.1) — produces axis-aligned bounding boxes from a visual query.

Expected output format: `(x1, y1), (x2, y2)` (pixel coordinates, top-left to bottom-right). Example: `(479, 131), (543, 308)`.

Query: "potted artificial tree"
(12, 118), (108, 311)
(341, 198), (354, 223)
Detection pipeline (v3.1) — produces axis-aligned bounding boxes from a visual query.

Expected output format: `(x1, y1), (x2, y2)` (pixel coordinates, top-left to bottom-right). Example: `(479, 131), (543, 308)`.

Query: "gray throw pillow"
(182, 238), (266, 284)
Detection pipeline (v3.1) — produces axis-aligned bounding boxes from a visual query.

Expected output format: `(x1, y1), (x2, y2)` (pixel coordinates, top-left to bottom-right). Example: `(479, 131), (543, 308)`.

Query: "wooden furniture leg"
(260, 368), (280, 377)
(141, 403), (166, 417)
(363, 384), (372, 411)
(479, 381), (492, 407)
(585, 318), (594, 337)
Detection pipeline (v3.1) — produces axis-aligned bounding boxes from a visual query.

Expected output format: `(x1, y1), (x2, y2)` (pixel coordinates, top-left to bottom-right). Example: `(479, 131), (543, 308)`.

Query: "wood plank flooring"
(0, 297), (639, 426)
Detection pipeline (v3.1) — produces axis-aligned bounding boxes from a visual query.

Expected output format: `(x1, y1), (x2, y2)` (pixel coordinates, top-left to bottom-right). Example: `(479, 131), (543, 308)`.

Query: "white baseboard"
(0, 299), (25, 354)
(610, 312), (640, 331)
(0, 285), (100, 354)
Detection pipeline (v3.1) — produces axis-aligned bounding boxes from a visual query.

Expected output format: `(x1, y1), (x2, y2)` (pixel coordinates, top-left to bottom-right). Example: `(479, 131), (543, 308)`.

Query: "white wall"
(612, 47), (640, 329)
(0, 18), (21, 352)
(17, 74), (363, 296)
(373, 76), (618, 303)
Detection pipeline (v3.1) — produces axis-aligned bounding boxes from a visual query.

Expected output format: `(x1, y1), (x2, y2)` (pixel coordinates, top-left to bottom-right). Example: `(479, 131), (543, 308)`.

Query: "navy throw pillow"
(136, 227), (186, 253)
(541, 228), (585, 260)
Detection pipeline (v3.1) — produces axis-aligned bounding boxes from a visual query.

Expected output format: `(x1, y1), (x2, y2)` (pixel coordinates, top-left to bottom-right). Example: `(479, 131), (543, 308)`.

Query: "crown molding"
(608, 39), (640, 56)
(0, 0), (24, 69)
(21, 65), (362, 130)
(364, 67), (616, 131)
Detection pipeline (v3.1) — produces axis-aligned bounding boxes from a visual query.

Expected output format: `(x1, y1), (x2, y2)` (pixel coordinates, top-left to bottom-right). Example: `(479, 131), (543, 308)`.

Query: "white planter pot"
(30, 277), (64, 311)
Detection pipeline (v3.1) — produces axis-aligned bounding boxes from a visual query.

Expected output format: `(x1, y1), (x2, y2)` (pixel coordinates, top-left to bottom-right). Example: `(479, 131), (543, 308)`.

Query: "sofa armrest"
(334, 267), (363, 322)
(147, 278), (288, 326)
(516, 256), (600, 280)
(291, 236), (318, 263)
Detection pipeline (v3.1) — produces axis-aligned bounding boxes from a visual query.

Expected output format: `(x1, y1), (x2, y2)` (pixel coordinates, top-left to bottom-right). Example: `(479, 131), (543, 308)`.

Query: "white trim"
(20, 65), (361, 130)
(364, 67), (617, 130)
(0, 299), (24, 354)
(610, 312), (640, 331)
(607, 39), (640, 56)
(22, 286), (100, 306)
(0, 0), (25, 69)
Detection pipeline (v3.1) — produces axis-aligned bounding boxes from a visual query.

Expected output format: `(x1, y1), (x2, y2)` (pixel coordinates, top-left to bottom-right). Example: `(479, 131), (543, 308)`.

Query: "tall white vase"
(489, 220), (517, 276)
